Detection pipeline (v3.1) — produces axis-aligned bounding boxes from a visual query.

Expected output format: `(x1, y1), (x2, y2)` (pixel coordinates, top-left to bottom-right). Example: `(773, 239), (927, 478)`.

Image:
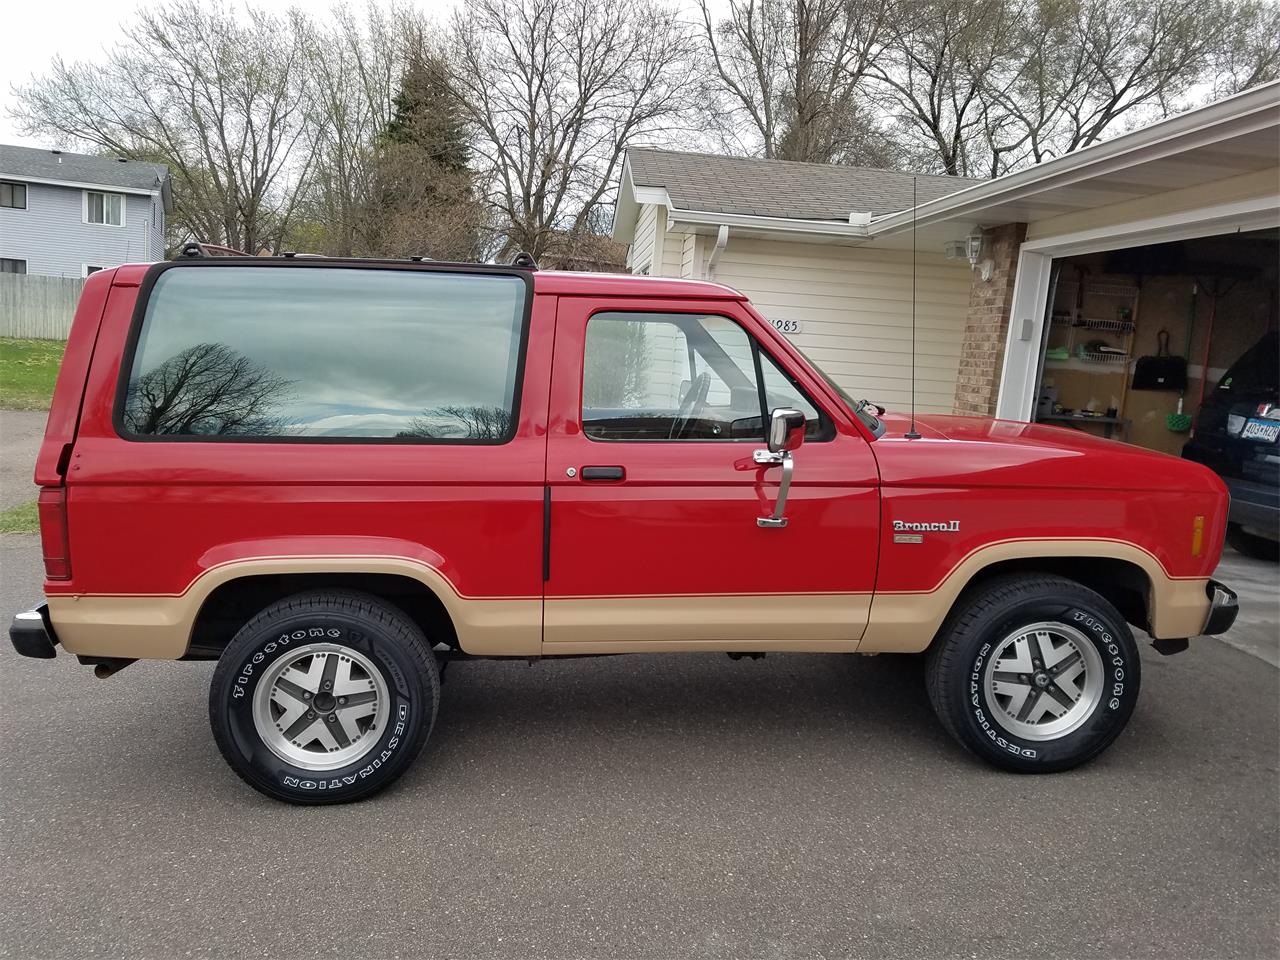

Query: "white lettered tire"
(209, 590), (439, 804)
(925, 574), (1141, 773)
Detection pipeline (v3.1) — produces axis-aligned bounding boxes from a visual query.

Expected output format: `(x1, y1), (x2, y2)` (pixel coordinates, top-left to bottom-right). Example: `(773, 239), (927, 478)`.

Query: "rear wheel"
(925, 574), (1140, 773)
(209, 590), (439, 804)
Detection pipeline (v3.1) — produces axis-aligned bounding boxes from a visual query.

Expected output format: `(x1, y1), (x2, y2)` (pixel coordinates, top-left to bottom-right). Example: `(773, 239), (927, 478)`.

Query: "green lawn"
(0, 337), (65, 410)
(0, 501), (38, 534)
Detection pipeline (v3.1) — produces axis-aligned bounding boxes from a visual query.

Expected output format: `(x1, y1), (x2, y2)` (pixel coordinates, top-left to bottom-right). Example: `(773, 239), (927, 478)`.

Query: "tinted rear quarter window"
(120, 265), (528, 441)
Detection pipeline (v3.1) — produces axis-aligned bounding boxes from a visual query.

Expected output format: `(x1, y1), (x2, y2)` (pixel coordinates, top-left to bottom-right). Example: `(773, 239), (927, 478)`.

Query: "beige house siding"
(626, 203), (659, 273)
(711, 237), (973, 413)
(623, 205), (974, 413)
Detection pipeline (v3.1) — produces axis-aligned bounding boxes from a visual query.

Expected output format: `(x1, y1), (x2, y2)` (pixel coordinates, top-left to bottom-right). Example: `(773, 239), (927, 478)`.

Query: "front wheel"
(209, 590), (439, 804)
(925, 574), (1140, 773)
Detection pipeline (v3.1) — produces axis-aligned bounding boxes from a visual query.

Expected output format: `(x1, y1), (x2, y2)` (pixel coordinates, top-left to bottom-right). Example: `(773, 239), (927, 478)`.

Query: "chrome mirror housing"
(767, 407), (806, 454)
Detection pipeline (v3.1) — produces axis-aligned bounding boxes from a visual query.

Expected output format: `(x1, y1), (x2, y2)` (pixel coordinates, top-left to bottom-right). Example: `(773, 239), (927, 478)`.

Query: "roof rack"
(175, 241), (252, 259)
(171, 242), (541, 272)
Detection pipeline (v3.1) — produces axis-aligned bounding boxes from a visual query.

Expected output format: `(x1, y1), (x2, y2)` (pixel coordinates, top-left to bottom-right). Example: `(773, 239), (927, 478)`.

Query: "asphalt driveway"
(1, 532), (1276, 960)
(0, 409), (45, 511)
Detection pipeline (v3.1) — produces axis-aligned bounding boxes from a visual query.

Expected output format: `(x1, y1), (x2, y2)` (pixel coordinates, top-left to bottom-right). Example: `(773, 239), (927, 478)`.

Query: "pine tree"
(383, 55), (470, 173)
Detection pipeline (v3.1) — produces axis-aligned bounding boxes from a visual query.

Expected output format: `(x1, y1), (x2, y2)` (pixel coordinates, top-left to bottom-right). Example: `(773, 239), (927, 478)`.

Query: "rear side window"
(120, 266), (528, 441)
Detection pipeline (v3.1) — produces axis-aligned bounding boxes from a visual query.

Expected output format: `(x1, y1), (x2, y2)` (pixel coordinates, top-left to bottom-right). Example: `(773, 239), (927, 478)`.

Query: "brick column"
(953, 222), (1028, 417)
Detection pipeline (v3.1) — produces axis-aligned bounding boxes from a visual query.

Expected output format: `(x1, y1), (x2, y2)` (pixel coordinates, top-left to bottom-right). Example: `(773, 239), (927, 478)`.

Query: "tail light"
(37, 486), (71, 580)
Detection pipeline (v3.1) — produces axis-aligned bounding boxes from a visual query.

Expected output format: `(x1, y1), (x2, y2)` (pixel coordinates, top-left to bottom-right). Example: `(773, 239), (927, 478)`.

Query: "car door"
(542, 295), (880, 652)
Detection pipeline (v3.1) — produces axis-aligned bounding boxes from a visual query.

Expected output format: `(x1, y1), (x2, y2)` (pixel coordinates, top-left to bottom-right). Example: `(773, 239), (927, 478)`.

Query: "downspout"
(705, 225), (729, 280)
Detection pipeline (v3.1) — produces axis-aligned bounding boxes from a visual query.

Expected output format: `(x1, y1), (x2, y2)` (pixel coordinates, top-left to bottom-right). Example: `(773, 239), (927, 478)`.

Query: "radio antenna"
(905, 177), (921, 440)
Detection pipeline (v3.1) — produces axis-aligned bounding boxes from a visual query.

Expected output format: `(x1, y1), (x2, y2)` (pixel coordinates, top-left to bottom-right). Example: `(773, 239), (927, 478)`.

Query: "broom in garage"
(1166, 283), (1196, 433)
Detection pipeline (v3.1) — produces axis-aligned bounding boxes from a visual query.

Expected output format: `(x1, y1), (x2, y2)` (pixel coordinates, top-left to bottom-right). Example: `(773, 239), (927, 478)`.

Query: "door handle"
(580, 465), (625, 481)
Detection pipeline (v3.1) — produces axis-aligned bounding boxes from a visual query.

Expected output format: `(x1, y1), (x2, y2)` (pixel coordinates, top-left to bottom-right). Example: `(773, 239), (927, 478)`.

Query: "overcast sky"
(0, 1), (461, 148)
(0, 0), (723, 149)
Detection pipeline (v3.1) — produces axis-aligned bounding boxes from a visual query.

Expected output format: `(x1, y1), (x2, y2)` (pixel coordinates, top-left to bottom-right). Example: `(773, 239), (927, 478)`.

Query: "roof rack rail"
(510, 252), (538, 270)
(175, 241), (251, 259)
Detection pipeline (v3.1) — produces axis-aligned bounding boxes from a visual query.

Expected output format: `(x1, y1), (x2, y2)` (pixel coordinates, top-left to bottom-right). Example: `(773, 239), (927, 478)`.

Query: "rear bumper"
(1201, 580), (1239, 636)
(9, 604), (58, 659)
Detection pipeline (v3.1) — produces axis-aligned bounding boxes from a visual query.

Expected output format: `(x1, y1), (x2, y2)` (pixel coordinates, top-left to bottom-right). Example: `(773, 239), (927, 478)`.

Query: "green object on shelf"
(1045, 346), (1070, 361)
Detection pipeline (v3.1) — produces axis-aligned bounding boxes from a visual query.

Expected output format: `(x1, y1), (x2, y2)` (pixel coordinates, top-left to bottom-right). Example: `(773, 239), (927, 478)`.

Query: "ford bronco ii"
(9, 255), (1239, 803)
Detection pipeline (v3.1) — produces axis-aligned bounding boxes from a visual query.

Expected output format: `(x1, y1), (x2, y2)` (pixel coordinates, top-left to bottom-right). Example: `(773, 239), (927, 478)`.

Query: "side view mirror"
(767, 407), (806, 454)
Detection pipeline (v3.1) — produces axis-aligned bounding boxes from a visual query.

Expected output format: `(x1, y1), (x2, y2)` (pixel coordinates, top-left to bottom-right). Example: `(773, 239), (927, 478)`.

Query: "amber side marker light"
(1191, 515), (1205, 557)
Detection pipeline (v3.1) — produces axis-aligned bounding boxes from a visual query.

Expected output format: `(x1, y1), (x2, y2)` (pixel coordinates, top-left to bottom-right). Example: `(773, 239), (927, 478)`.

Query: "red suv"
(9, 256), (1238, 803)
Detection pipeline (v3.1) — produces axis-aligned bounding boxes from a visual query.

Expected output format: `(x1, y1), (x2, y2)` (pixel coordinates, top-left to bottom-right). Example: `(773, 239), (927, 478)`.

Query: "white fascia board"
(1021, 195), (1280, 257)
(610, 158), (637, 242)
(667, 206), (870, 240)
(868, 80), (1280, 236)
(0, 172), (160, 197)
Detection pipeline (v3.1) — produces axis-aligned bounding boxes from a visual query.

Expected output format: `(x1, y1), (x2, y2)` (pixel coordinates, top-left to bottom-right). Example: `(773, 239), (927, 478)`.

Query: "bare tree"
(867, 0), (1022, 176)
(400, 405), (512, 439)
(447, 0), (695, 261)
(696, 0), (890, 164)
(873, 0), (1276, 177)
(124, 343), (294, 436)
(13, 1), (315, 253)
(301, 4), (403, 257)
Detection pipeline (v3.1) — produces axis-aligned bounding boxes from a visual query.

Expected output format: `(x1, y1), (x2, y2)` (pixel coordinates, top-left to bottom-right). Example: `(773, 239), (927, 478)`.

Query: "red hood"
(870, 412), (1225, 493)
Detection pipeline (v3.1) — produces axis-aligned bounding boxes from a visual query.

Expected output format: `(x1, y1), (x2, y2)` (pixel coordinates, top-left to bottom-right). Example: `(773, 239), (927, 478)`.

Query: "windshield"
(790, 342), (883, 434)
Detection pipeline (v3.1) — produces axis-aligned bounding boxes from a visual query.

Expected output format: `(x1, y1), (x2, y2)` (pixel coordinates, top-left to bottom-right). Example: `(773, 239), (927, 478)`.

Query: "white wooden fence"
(0, 274), (84, 340)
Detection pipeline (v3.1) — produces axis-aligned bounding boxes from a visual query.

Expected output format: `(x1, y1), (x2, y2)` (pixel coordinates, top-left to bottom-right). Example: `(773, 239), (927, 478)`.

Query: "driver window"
(583, 313), (765, 441)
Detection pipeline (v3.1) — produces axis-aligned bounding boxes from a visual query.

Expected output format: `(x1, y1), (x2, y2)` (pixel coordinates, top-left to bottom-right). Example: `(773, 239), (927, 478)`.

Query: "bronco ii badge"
(893, 519), (959, 543)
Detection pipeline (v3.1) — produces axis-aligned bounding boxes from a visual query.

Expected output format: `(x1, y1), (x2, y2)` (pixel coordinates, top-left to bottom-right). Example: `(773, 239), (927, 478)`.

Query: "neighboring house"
(612, 80), (1279, 459)
(0, 144), (172, 278)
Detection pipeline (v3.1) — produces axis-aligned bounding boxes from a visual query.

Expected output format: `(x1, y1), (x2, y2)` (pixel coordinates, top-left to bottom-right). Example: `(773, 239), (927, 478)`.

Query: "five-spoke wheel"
(210, 591), (439, 804)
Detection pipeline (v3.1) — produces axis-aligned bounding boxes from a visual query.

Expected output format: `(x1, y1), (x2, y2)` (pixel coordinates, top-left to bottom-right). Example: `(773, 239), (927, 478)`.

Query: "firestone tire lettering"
(925, 574), (1141, 774)
(209, 591), (439, 805)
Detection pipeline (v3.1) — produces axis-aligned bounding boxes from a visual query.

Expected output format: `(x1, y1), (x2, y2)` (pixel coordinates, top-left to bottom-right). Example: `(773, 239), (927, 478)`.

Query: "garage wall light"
(945, 233), (994, 281)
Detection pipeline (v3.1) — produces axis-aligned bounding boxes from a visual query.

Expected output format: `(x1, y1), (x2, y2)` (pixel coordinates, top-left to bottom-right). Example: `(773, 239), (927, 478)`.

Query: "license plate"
(1241, 419), (1280, 442)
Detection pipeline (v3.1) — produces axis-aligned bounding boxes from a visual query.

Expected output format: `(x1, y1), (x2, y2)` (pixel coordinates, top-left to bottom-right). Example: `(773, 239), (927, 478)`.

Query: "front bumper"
(1201, 580), (1239, 636)
(9, 603), (58, 659)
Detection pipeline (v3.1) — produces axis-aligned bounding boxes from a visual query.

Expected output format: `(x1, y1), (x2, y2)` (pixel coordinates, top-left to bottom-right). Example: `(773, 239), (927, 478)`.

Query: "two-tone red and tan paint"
(36, 264), (1228, 661)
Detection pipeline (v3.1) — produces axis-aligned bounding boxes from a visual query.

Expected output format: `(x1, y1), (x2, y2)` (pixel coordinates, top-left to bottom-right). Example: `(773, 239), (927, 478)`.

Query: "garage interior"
(1033, 228), (1279, 457)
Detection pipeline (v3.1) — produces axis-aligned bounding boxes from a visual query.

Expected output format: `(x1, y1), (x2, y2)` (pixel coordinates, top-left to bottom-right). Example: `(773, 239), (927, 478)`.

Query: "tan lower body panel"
(858, 539), (1211, 653)
(541, 593), (870, 654)
(48, 593), (542, 660)
(47, 540), (1211, 660)
(47, 555), (542, 660)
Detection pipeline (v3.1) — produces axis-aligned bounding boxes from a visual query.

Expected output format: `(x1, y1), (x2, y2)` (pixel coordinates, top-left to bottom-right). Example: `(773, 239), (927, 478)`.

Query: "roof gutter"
(668, 206), (871, 241)
(868, 79), (1280, 237)
(0, 173), (163, 197)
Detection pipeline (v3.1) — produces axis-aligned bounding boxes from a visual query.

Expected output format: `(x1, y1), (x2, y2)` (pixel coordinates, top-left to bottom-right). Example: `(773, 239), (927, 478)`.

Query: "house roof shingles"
(0, 143), (169, 193)
(627, 147), (984, 221)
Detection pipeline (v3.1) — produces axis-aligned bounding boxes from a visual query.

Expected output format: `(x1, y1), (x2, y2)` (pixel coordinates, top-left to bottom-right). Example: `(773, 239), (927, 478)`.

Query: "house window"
(0, 258), (27, 274)
(84, 265), (106, 276)
(85, 191), (124, 226)
(0, 181), (26, 209)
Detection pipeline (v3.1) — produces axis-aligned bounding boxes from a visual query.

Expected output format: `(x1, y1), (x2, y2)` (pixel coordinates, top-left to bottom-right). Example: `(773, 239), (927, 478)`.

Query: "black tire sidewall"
(211, 607), (432, 803)
(956, 593), (1140, 771)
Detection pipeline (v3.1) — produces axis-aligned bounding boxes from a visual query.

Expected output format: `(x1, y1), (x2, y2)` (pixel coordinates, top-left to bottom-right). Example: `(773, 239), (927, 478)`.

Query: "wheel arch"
(48, 553), (541, 661)
(858, 538), (1210, 653)
(188, 571), (458, 660)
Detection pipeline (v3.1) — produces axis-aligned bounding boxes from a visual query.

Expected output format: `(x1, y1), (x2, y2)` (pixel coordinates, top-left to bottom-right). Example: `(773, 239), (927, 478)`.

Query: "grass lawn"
(0, 338), (65, 410)
(0, 501), (38, 534)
